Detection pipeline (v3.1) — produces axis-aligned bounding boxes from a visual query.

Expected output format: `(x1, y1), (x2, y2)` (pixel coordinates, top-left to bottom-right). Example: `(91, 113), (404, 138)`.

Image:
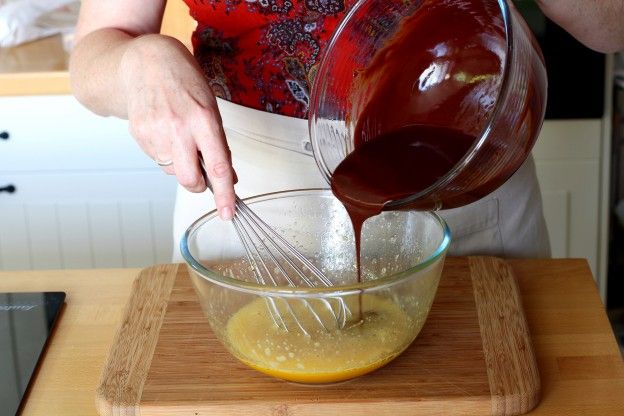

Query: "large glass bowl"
(181, 189), (450, 384)
(309, 0), (547, 210)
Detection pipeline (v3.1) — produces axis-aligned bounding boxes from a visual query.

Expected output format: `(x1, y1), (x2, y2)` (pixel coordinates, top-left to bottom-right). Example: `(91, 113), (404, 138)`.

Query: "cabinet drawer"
(0, 171), (178, 270)
(0, 95), (154, 171)
(0, 170), (177, 202)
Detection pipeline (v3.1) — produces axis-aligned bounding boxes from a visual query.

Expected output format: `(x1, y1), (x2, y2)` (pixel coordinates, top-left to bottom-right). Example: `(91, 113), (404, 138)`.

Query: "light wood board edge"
(96, 264), (179, 416)
(469, 257), (541, 416)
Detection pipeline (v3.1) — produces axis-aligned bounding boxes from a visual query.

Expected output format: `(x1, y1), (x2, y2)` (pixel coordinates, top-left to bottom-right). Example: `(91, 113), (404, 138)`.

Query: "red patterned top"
(182, 0), (356, 119)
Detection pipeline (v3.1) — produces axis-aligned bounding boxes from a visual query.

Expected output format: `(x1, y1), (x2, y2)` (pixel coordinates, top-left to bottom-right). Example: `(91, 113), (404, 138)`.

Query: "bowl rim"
(309, 0), (514, 209)
(180, 189), (451, 298)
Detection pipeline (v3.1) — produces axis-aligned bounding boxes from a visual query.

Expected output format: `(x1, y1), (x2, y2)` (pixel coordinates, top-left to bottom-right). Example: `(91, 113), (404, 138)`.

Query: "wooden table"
(0, 259), (622, 415)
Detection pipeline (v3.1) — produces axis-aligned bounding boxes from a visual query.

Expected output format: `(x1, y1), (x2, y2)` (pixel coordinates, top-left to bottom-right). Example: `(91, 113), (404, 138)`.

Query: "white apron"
(172, 98), (551, 262)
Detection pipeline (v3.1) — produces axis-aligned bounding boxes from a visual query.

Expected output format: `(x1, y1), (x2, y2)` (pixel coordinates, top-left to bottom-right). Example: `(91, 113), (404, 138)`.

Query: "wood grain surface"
(97, 257), (541, 416)
(95, 264), (179, 416)
(1, 259), (621, 415)
(469, 257), (540, 415)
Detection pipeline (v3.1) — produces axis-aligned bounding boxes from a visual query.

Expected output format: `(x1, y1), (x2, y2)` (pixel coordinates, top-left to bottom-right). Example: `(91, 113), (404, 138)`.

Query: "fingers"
(129, 116), (180, 177)
(149, 118), (177, 175)
(126, 89), (235, 221)
(147, 116), (210, 196)
(170, 132), (206, 193)
(192, 107), (236, 221)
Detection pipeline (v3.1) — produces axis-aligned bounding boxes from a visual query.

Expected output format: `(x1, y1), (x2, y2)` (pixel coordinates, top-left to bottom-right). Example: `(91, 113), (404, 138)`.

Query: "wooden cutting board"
(96, 257), (540, 416)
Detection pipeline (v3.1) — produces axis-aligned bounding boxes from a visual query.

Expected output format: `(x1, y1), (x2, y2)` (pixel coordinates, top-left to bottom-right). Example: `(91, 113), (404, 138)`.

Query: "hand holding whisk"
(198, 158), (352, 336)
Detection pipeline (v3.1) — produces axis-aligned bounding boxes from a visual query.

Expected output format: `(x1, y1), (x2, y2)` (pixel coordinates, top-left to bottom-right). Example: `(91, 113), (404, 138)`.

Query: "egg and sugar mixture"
(225, 293), (421, 383)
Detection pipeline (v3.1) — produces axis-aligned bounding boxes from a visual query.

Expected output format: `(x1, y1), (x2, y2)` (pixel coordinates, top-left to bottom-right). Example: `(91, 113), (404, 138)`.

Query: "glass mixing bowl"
(309, 0), (547, 210)
(181, 189), (450, 384)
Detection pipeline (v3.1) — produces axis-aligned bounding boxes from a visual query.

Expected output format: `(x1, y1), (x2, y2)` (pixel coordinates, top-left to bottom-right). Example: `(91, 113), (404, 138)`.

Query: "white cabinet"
(0, 96), (610, 285)
(0, 95), (177, 270)
(532, 119), (605, 285)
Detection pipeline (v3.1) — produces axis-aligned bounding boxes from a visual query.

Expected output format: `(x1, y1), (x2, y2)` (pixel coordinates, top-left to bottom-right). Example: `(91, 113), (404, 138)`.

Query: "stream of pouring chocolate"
(329, 0), (505, 298)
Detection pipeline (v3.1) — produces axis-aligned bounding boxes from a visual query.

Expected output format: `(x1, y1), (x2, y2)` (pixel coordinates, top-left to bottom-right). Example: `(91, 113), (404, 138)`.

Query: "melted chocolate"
(331, 124), (475, 283)
(329, 1), (507, 291)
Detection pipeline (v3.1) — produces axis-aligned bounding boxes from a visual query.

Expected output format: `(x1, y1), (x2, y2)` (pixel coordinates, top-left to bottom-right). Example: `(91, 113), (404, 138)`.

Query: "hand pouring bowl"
(309, 0), (547, 211)
(181, 189), (450, 384)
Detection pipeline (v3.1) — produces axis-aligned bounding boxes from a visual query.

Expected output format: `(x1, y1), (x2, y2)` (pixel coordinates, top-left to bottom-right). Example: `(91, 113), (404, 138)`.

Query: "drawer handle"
(0, 131), (8, 140)
(0, 184), (16, 193)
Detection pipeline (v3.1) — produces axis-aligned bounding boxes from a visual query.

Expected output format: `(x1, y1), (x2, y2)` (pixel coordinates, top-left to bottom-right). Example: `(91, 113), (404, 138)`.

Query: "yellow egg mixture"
(225, 295), (415, 383)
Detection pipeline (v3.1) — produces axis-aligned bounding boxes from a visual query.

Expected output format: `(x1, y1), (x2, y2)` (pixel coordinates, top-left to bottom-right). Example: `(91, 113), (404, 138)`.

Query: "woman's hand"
(119, 34), (236, 219)
(69, 0), (236, 220)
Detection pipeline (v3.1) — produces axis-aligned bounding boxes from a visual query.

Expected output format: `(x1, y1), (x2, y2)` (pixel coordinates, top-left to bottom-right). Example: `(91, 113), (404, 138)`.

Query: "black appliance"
(0, 292), (65, 416)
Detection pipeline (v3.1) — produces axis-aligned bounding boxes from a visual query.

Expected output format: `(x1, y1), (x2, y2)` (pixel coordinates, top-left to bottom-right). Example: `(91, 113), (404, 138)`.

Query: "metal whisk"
(200, 160), (352, 336)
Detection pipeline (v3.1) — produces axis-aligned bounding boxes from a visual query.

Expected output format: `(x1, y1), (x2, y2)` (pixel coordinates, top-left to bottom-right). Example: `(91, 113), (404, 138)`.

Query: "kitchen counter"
(0, 1), (193, 97)
(0, 259), (622, 415)
(0, 34), (70, 96)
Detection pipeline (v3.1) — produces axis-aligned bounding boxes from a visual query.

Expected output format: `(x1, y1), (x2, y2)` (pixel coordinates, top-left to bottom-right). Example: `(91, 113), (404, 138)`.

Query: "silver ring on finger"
(155, 158), (174, 167)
